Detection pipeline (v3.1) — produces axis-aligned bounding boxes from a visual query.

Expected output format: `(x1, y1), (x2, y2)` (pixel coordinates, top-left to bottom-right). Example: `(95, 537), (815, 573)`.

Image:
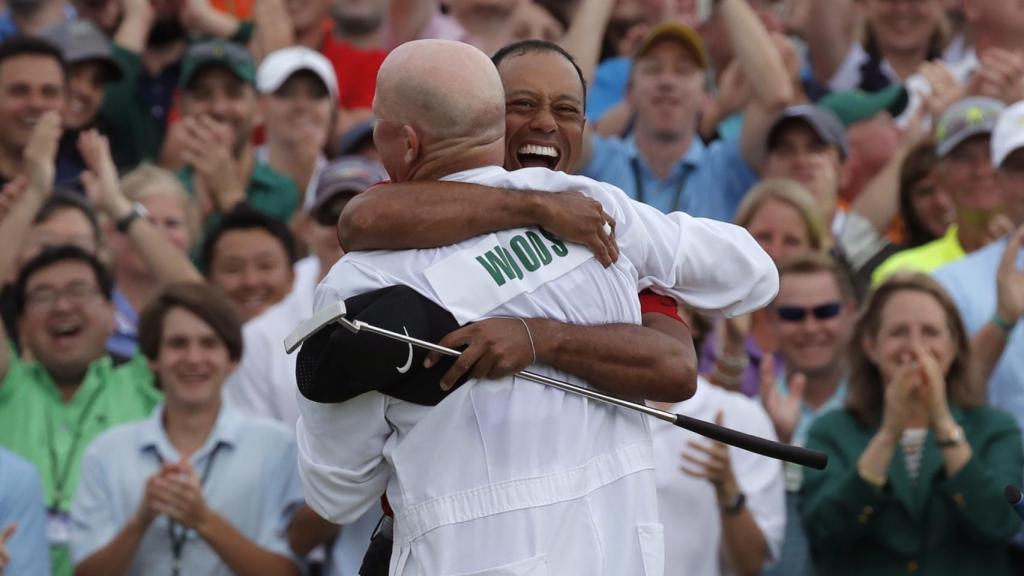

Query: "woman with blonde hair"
(703, 178), (829, 396)
(801, 272), (1021, 575)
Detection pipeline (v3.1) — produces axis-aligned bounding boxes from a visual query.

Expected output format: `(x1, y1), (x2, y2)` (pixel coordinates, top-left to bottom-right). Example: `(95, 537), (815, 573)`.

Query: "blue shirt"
(0, 448), (51, 576)
(107, 289), (139, 360)
(587, 57), (631, 121)
(581, 134), (758, 221)
(0, 5), (77, 40)
(934, 237), (1024, 435)
(70, 403), (303, 575)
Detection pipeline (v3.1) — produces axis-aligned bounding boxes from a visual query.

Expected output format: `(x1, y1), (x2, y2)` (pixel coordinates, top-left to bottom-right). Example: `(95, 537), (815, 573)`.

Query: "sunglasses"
(775, 302), (842, 322)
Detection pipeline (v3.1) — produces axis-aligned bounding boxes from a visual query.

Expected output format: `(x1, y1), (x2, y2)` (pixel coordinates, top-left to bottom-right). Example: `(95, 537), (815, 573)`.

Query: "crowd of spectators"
(0, 0), (1022, 575)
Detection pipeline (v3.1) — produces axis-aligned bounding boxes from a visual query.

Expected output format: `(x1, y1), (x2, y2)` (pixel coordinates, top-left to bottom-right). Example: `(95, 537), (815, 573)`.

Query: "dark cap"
(337, 119), (376, 156)
(39, 20), (121, 82)
(818, 84), (909, 127)
(767, 104), (849, 158)
(307, 156), (388, 213)
(179, 40), (255, 90)
(295, 285), (464, 406)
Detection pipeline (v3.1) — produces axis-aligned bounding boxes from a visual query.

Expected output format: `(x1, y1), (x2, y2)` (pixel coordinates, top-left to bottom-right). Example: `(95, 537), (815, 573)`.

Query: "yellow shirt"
(872, 225), (965, 286)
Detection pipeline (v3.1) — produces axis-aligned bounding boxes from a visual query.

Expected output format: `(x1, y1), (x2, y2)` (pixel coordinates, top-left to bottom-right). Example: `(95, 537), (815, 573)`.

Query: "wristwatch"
(115, 202), (149, 233)
(936, 424), (965, 449)
(721, 491), (746, 515)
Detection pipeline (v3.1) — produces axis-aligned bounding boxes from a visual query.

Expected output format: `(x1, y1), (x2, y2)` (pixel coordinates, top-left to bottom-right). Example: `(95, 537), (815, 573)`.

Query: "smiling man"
(0, 246), (162, 576)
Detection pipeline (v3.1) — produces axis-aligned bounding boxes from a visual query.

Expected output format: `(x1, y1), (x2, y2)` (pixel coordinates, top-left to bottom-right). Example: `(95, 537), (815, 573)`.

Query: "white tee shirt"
(297, 165), (778, 575)
(652, 378), (786, 576)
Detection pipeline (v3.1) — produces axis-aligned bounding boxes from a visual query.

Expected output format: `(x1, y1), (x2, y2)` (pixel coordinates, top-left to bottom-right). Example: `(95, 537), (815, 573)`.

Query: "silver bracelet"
(517, 317), (536, 364)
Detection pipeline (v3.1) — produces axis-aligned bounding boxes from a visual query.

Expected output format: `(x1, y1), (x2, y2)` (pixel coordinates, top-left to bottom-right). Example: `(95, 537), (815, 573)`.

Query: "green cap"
(179, 40), (255, 90)
(818, 84), (909, 127)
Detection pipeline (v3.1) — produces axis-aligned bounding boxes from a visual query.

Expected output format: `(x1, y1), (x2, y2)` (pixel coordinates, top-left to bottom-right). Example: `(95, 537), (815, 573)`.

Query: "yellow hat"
(633, 21), (708, 68)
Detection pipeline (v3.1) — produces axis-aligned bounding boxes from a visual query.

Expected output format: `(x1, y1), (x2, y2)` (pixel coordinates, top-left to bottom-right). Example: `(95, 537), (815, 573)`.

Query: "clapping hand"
(680, 411), (742, 505)
(759, 355), (805, 444)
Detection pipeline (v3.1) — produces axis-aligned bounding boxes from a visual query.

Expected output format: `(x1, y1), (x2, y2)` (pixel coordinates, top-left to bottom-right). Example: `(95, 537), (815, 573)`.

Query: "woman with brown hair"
(800, 272), (1021, 576)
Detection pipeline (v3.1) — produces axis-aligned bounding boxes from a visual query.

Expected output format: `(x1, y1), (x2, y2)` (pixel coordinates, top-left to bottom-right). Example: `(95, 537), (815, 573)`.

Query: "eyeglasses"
(25, 282), (102, 310)
(775, 302), (842, 323)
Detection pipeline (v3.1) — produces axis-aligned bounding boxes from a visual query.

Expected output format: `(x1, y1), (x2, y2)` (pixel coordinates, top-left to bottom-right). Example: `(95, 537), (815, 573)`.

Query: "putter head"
(284, 300), (353, 354)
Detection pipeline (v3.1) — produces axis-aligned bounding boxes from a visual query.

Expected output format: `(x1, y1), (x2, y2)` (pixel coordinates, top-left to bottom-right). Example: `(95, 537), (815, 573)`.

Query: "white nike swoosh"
(396, 327), (413, 374)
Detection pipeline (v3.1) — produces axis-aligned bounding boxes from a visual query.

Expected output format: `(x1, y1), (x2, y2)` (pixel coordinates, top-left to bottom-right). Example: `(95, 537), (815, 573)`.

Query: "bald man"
(296, 40), (778, 575)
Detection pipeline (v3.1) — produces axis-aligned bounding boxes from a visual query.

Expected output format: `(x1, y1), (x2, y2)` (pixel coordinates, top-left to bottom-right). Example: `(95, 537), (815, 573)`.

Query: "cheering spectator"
(0, 447), (50, 576)
(200, 205), (297, 322)
(702, 178), (829, 396)
(805, 0), (948, 92)
(760, 252), (857, 576)
(873, 97), (1010, 284)
(176, 40), (299, 225)
(256, 46), (337, 209)
(71, 282), (303, 576)
(801, 273), (1022, 575)
(578, 0), (793, 221)
(40, 20), (124, 190)
(0, 37), (66, 187)
(934, 100), (1024, 439)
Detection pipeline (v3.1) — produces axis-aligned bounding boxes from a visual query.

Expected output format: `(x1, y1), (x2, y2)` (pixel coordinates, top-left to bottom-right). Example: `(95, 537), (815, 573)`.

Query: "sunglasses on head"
(775, 302), (842, 322)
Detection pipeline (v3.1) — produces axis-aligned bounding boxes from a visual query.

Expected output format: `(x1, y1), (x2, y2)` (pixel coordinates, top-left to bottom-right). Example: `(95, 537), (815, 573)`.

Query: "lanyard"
(155, 443), (224, 576)
(44, 384), (105, 509)
(630, 156), (690, 213)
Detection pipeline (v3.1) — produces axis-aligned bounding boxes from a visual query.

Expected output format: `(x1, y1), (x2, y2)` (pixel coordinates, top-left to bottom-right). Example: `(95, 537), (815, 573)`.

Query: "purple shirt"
(699, 328), (784, 397)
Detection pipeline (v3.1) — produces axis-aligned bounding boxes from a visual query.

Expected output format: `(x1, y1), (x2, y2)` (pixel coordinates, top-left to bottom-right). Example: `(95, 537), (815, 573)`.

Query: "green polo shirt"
(0, 347), (161, 576)
(179, 160), (299, 225)
(871, 225), (966, 286)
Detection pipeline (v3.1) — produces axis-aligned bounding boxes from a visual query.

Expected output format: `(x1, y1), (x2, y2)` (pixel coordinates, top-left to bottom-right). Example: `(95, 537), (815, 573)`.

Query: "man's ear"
(402, 124), (420, 165)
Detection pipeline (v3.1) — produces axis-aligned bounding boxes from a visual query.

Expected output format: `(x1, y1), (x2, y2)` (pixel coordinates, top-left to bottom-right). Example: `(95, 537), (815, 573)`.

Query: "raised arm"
(340, 181), (619, 266)
(560, 0), (616, 86)
(804, 0), (857, 86)
(78, 131), (202, 287)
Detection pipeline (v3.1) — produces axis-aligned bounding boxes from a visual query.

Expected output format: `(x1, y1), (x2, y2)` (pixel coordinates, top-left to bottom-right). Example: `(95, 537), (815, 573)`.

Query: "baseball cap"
(633, 21), (708, 68)
(991, 101), (1024, 168)
(337, 119), (376, 156)
(40, 20), (122, 82)
(295, 285), (463, 405)
(307, 156), (388, 213)
(934, 97), (1005, 158)
(818, 84), (909, 127)
(767, 104), (849, 158)
(179, 40), (255, 90)
(256, 46), (338, 101)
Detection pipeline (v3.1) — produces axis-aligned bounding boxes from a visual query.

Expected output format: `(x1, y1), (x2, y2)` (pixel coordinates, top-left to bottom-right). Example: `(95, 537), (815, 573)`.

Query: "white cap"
(992, 101), (1024, 169)
(256, 46), (338, 100)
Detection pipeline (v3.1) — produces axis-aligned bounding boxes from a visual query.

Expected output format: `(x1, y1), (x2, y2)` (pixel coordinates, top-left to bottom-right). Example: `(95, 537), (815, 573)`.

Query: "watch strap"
(722, 491), (746, 515)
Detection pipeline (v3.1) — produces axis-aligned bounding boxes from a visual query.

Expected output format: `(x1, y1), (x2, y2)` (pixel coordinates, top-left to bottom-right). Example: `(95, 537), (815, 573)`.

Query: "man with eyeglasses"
(0, 246), (161, 576)
(872, 97), (1010, 285)
(760, 251), (857, 576)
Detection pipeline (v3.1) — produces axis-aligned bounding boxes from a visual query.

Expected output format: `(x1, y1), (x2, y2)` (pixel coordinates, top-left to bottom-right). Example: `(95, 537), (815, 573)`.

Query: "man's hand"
(151, 462), (211, 531)
(759, 355), (805, 444)
(134, 467), (170, 528)
(79, 130), (134, 220)
(680, 411), (742, 505)
(996, 225), (1024, 325)
(180, 115), (246, 213)
(23, 111), (61, 195)
(536, 191), (618, 267)
(424, 318), (536, 391)
(967, 48), (1024, 104)
(0, 523), (15, 572)
(180, 0), (241, 38)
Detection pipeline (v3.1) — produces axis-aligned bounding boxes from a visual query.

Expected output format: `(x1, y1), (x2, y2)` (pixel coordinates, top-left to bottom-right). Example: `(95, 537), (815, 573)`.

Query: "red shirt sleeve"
(638, 289), (687, 328)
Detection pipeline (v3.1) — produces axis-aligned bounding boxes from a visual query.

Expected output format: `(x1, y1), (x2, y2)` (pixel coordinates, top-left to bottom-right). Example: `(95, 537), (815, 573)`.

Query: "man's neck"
(266, 140), (319, 203)
(333, 22), (383, 51)
(163, 399), (222, 460)
(408, 139), (504, 182)
(796, 366), (844, 411)
(957, 218), (990, 253)
(142, 41), (187, 77)
(634, 128), (693, 180)
(11, 1), (65, 36)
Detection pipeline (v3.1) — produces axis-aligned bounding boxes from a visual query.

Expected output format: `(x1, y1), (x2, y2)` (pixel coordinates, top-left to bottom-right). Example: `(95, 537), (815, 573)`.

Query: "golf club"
(286, 301), (828, 471)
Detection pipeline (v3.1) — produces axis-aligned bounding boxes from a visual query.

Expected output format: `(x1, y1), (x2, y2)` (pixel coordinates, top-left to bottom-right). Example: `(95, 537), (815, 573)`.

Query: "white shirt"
(652, 378), (786, 576)
(297, 166), (778, 575)
(224, 256), (320, 425)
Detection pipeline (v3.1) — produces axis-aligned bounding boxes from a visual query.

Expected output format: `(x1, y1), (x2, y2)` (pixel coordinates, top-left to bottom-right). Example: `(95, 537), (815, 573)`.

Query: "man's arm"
(286, 506), (340, 557)
(340, 181), (618, 266)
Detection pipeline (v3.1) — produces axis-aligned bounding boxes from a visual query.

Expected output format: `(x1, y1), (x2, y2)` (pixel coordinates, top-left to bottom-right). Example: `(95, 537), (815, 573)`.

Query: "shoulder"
(935, 237), (1004, 279)
(0, 447), (41, 489)
(113, 356), (162, 403)
(85, 419), (147, 457)
(962, 406), (1021, 435)
(252, 162), (299, 192)
(807, 408), (861, 438)
(237, 414), (295, 446)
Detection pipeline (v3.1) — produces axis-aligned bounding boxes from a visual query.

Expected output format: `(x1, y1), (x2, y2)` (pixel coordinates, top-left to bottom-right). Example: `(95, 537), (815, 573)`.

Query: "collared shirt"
(180, 160), (300, 227)
(0, 350), (160, 576)
(652, 378), (786, 575)
(581, 134), (758, 221)
(70, 403), (304, 576)
(871, 224), (965, 286)
(255, 145), (327, 212)
(934, 237), (1024, 437)
(0, 447), (51, 576)
(300, 165), (777, 574)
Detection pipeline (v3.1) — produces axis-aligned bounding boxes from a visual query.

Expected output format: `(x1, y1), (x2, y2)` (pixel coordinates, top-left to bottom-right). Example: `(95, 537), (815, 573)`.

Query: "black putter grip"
(674, 413), (828, 470)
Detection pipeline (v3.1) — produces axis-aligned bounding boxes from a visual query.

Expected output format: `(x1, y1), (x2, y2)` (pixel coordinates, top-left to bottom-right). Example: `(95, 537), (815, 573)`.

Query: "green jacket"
(801, 406), (1022, 576)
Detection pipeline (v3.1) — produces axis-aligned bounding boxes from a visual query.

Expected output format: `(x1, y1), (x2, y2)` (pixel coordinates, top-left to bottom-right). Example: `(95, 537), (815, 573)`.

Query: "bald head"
(374, 40), (506, 144)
